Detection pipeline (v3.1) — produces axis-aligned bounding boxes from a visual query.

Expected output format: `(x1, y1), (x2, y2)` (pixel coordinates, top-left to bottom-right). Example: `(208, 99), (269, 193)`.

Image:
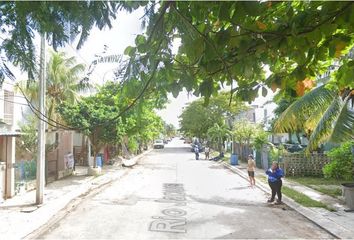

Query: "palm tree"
(18, 51), (88, 127)
(207, 123), (231, 153)
(274, 85), (354, 151)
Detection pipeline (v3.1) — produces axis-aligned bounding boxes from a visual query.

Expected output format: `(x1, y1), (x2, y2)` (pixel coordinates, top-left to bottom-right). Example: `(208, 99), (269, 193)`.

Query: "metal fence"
(14, 160), (36, 193)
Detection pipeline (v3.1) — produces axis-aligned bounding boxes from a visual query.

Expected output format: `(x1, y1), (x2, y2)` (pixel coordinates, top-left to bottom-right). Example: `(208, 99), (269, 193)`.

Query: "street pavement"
(39, 139), (333, 239)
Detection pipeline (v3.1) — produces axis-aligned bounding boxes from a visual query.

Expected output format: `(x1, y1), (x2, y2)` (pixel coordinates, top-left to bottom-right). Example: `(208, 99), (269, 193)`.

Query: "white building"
(0, 82), (26, 200)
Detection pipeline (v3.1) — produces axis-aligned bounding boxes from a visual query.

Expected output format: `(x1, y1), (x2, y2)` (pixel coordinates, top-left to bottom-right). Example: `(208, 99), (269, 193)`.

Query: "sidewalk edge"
(24, 149), (152, 239)
(220, 161), (354, 239)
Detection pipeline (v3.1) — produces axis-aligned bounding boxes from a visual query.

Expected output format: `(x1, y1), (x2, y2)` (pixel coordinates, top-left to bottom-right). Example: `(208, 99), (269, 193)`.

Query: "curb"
(122, 148), (154, 167)
(23, 169), (129, 239)
(220, 161), (354, 239)
(23, 149), (153, 239)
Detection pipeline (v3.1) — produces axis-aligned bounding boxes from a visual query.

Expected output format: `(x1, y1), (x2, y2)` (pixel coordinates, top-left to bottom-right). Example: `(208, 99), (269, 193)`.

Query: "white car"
(153, 139), (164, 149)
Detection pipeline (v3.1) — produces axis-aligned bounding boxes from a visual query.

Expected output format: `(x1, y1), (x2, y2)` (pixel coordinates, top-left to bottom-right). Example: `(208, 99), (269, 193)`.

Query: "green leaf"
(124, 46), (136, 57)
(242, 1), (262, 16)
(329, 97), (354, 143)
(135, 34), (146, 45)
(274, 85), (336, 133)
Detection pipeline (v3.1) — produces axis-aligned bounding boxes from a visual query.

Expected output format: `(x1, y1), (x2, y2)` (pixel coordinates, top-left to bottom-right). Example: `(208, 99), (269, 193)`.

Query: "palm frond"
(307, 96), (343, 151)
(274, 85), (335, 133)
(329, 96), (354, 143)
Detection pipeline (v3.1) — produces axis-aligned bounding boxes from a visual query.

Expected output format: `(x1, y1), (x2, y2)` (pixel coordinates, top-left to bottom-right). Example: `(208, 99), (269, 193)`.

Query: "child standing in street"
(204, 146), (210, 160)
(247, 154), (256, 187)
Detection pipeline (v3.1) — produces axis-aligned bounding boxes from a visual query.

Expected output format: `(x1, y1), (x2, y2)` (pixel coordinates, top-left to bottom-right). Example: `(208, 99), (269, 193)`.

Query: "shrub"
(322, 142), (354, 181)
(128, 137), (139, 154)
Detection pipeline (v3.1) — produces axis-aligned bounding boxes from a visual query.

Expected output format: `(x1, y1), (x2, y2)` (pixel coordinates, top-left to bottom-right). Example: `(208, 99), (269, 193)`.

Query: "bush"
(322, 142), (354, 181)
(127, 137), (139, 154)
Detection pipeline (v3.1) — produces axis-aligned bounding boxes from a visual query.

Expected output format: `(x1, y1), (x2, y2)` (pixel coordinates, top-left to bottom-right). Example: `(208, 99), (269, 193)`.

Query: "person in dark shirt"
(266, 161), (284, 204)
(194, 145), (199, 160)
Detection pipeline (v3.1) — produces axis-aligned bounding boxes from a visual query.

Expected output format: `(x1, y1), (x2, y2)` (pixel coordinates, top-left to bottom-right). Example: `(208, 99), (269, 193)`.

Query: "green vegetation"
(207, 123), (231, 152)
(282, 186), (335, 211)
(323, 141), (354, 181)
(256, 175), (336, 209)
(58, 81), (165, 167)
(274, 85), (354, 151)
(16, 51), (89, 129)
(164, 123), (176, 138)
(179, 92), (245, 140)
(232, 120), (268, 160)
(315, 187), (342, 198)
(287, 176), (343, 198)
(287, 176), (344, 186)
(0, 1), (121, 83)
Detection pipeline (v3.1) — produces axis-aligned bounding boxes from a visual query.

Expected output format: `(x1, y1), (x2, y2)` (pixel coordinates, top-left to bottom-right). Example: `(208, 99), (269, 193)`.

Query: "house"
(0, 83), (21, 200)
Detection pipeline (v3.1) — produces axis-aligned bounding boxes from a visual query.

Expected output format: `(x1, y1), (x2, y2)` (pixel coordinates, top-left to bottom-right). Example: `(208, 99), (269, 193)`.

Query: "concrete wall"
(46, 131), (75, 180)
(0, 161), (5, 201)
(57, 131), (74, 179)
(0, 136), (16, 198)
(6, 137), (15, 198)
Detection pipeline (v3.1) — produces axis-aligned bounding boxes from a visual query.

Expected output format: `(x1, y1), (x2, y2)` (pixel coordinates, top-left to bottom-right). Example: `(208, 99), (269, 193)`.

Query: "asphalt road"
(40, 139), (332, 239)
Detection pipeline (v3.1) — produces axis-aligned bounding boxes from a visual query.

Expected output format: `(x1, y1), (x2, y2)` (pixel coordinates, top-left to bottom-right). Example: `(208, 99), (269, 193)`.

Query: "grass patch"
(282, 186), (335, 211)
(287, 176), (343, 186)
(222, 152), (231, 162)
(312, 186), (342, 198)
(286, 176), (343, 198)
(256, 175), (267, 183)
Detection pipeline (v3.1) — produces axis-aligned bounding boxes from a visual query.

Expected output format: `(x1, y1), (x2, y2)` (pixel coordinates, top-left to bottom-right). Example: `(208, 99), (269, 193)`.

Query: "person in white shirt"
(204, 146), (210, 160)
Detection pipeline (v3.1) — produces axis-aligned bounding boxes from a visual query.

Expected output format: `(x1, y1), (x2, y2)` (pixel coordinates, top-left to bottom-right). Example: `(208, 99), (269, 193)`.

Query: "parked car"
(284, 144), (304, 153)
(153, 139), (165, 149)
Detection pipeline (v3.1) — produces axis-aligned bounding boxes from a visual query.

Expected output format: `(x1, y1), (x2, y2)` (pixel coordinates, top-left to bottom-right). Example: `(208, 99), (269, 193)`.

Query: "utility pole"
(36, 32), (46, 204)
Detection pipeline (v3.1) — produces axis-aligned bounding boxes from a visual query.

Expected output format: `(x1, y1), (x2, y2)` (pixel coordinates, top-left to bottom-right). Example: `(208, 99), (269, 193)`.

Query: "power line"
(68, 44), (104, 82)
(0, 97), (29, 106)
(16, 84), (77, 131)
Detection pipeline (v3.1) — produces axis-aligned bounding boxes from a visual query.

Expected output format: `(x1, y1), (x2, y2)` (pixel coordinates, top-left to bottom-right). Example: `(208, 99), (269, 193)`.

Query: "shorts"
(248, 171), (255, 177)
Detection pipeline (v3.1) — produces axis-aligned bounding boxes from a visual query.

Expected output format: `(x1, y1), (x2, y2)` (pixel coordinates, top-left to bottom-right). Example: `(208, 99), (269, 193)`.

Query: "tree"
(0, 1), (131, 85)
(164, 123), (176, 138)
(179, 100), (217, 140)
(120, 1), (354, 106)
(232, 120), (265, 161)
(179, 92), (246, 139)
(58, 94), (122, 168)
(17, 51), (87, 128)
(274, 84), (354, 151)
(58, 79), (167, 164)
(207, 123), (230, 152)
(17, 115), (38, 159)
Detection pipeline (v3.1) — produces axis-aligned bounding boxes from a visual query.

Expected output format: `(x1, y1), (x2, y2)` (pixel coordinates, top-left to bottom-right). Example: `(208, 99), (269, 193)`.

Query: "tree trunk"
(93, 151), (97, 168)
(239, 142), (243, 161)
(288, 132), (292, 143)
(296, 132), (302, 144)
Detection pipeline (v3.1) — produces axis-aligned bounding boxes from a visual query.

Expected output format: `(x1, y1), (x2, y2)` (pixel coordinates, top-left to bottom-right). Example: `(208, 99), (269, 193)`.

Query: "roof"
(0, 131), (22, 137)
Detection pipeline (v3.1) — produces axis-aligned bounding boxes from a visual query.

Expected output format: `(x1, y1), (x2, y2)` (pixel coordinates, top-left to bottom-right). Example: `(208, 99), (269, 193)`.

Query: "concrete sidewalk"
(221, 160), (354, 239)
(0, 149), (152, 239)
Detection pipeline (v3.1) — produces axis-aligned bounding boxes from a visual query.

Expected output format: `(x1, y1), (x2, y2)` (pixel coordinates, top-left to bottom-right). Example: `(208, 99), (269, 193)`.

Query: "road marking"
(149, 183), (187, 233)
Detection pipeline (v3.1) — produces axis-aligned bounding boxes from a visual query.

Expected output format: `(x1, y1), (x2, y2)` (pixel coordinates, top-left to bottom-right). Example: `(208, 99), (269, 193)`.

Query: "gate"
(46, 149), (58, 183)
